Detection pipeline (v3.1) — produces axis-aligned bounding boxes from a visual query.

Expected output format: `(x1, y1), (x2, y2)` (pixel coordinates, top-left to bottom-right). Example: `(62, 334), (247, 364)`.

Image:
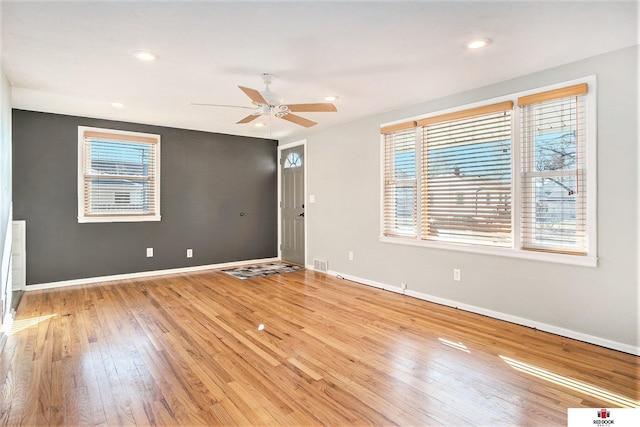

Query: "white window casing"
(78, 126), (161, 223)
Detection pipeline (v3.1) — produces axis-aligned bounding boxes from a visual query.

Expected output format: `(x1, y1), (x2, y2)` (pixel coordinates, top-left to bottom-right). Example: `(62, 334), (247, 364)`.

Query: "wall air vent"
(313, 258), (328, 273)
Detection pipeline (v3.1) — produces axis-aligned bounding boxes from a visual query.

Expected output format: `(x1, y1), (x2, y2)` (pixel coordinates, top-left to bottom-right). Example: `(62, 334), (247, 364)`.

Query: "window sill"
(379, 235), (598, 268)
(79, 215), (161, 223)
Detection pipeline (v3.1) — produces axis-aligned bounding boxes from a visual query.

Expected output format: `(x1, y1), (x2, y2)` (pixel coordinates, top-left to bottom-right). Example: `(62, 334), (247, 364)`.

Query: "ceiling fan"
(191, 73), (337, 128)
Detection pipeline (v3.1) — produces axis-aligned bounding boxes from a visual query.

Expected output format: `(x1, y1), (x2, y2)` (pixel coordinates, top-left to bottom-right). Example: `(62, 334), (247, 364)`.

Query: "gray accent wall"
(13, 110), (278, 285)
(281, 46), (639, 350)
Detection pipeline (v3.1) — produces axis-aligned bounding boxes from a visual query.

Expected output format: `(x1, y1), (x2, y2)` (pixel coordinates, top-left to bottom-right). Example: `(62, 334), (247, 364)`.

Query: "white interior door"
(280, 146), (305, 265)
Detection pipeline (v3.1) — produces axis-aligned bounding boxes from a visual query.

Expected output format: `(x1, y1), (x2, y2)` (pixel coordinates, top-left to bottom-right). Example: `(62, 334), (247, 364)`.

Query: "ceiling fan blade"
(190, 102), (257, 110)
(236, 114), (261, 124)
(286, 103), (337, 113)
(280, 113), (317, 128)
(238, 86), (268, 105)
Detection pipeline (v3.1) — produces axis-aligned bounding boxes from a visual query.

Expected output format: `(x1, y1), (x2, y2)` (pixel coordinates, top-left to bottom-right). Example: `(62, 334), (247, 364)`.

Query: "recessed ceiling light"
(465, 38), (491, 50)
(110, 102), (125, 108)
(254, 122), (266, 127)
(324, 95), (339, 102)
(133, 50), (158, 61)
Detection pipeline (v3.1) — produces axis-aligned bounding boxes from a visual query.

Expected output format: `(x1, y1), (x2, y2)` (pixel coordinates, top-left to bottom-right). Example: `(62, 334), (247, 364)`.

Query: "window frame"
(380, 77), (597, 267)
(519, 84), (589, 255)
(419, 102), (514, 247)
(78, 126), (161, 223)
(382, 122), (418, 238)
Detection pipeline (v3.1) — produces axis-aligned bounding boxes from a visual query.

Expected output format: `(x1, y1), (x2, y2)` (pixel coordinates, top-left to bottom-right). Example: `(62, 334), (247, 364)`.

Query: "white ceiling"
(1, 1), (638, 140)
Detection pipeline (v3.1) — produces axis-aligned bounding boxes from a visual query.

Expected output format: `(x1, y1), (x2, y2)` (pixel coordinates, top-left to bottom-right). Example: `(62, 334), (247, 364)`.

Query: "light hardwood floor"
(1, 268), (638, 426)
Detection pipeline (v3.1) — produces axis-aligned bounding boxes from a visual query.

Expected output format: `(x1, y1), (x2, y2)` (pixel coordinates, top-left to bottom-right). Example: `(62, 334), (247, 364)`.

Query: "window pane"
(526, 176), (579, 246)
(532, 101), (578, 172)
(383, 128), (417, 237)
(521, 93), (587, 253)
(422, 110), (512, 246)
(284, 152), (302, 168)
(89, 178), (148, 212)
(88, 139), (154, 215)
(90, 140), (151, 177)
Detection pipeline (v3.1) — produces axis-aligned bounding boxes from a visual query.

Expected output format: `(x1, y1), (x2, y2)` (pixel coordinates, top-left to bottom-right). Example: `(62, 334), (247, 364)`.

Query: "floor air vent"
(313, 259), (328, 272)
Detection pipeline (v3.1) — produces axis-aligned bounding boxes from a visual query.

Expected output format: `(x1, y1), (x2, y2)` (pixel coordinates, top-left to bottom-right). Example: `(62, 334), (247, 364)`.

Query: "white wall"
(282, 46), (639, 353)
(1, 65), (13, 326)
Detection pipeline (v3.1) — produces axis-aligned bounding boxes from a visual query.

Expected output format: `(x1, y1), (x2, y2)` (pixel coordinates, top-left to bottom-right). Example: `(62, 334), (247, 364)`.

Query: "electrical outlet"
(348, 251), (354, 261)
(187, 249), (193, 258)
(401, 283), (407, 290)
(146, 247), (153, 258)
(453, 268), (461, 281)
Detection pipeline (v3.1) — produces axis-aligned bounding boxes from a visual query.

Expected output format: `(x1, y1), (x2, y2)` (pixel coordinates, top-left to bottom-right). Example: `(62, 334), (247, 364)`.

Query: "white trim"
(380, 235), (598, 267)
(585, 77), (598, 258)
(77, 126), (161, 223)
(24, 257), (279, 291)
(277, 140), (307, 265)
(379, 134), (386, 238)
(314, 267), (638, 356)
(278, 140), (307, 151)
(1, 207), (13, 331)
(327, 269), (405, 294)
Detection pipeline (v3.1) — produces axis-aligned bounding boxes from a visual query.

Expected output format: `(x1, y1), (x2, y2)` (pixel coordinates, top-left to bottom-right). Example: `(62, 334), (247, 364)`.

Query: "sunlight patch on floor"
(9, 314), (57, 335)
(500, 355), (639, 408)
(438, 338), (470, 353)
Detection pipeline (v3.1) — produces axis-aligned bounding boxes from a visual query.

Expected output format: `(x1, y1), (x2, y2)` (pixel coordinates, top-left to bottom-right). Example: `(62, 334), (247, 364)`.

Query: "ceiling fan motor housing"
(259, 73), (283, 106)
(260, 89), (283, 106)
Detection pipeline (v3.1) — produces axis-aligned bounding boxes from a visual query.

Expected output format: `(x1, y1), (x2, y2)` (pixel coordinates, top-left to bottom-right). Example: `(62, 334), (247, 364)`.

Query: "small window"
(382, 123), (417, 238)
(78, 126), (160, 223)
(284, 152), (302, 168)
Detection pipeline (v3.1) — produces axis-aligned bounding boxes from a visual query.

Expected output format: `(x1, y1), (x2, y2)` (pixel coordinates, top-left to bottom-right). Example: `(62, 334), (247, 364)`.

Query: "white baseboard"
(321, 268), (640, 356)
(327, 269), (405, 294)
(25, 257), (280, 291)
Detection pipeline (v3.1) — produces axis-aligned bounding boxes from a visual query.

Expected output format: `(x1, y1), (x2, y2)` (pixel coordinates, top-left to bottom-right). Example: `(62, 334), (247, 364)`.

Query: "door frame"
(277, 140), (307, 266)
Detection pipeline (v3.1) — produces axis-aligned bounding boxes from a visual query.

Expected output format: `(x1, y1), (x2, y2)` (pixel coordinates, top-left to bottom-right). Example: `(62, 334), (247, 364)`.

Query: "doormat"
(221, 262), (303, 280)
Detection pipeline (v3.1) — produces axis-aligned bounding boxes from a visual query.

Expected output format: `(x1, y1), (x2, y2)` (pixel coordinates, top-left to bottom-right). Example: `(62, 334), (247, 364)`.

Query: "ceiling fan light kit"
(194, 73), (337, 128)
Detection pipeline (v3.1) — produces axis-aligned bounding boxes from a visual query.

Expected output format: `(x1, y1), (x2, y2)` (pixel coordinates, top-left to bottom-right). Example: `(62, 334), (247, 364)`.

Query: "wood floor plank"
(0, 268), (638, 426)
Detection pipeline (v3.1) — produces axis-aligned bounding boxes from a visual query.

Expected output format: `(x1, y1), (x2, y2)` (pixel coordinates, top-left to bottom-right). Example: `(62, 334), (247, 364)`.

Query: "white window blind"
(381, 122), (417, 238)
(418, 102), (513, 246)
(380, 79), (596, 265)
(78, 127), (160, 222)
(519, 84), (588, 254)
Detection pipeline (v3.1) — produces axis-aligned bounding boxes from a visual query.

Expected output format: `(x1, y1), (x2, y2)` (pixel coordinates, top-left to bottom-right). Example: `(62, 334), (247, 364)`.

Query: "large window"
(78, 126), (161, 223)
(380, 79), (596, 266)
